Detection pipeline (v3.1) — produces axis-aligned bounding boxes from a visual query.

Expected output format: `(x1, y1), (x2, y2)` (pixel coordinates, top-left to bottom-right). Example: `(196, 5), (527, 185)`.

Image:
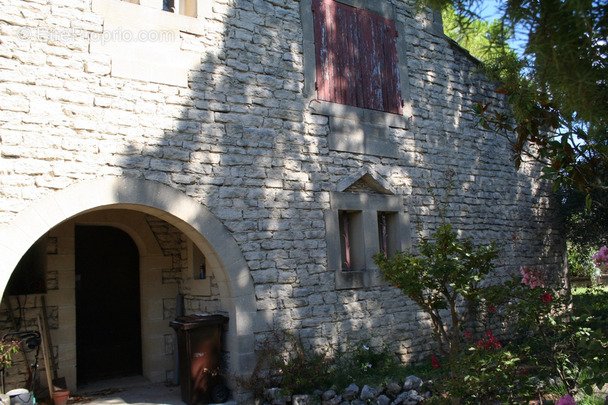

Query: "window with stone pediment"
(325, 170), (411, 289)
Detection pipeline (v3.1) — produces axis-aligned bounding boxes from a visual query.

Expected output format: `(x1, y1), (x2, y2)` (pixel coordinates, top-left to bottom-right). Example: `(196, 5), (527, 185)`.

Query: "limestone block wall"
(0, 0), (564, 383)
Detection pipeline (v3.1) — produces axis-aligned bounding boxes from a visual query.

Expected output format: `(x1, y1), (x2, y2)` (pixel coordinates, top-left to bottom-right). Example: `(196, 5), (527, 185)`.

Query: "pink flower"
(488, 304), (496, 313)
(520, 266), (545, 289)
(541, 292), (552, 304)
(593, 246), (608, 272)
(556, 394), (576, 405)
(463, 331), (473, 341)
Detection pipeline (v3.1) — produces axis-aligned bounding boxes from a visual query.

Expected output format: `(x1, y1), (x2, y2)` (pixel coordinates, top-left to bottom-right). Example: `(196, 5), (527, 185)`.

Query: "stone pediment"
(336, 168), (395, 195)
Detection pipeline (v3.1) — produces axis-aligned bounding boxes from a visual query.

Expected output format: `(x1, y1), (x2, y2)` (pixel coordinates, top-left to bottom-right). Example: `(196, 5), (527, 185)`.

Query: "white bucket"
(6, 389), (33, 405)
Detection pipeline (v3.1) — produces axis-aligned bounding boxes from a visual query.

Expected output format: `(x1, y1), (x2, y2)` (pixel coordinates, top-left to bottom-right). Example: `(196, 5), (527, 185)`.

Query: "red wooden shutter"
(312, 0), (402, 114)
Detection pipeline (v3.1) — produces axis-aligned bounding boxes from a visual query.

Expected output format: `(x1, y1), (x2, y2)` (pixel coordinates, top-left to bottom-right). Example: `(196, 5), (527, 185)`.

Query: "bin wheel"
(211, 382), (229, 403)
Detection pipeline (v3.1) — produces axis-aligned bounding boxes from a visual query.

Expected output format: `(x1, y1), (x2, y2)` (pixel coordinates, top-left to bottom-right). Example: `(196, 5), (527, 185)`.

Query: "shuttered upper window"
(312, 0), (403, 115)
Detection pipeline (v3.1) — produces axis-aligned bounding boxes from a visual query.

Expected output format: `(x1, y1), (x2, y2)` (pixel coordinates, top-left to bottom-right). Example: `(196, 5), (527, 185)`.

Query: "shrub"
(0, 339), (19, 369)
(568, 242), (598, 278)
(329, 342), (400, 389)
(486, 269), (608, 399)
(277, 338), (402, 394)
(570, 287), (608, 394)
(443, 333), (532, 404)
(374, 198), (500, 403)
(373, 176), (507, 404)
(239, 329), (408, 398)
(279, 342), (332, 394)
(374, 222), (499, 363)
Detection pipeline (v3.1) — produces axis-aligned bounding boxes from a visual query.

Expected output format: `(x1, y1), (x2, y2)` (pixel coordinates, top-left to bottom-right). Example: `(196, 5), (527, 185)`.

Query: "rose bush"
(486, 264), (608, 400)
(374, 178), (607, 403)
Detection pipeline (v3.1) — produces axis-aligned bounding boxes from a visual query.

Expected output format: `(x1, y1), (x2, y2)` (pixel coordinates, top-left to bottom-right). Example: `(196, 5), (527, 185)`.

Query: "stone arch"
(0, 177), (257, 380)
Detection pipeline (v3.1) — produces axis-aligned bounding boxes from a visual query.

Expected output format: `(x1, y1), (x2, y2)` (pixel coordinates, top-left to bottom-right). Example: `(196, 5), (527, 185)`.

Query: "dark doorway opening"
(75, 225), (142, 385)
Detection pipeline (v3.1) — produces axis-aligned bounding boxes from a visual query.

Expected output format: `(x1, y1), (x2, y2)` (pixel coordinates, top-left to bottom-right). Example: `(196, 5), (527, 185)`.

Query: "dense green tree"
(426, 0), (608, 208)
(561, 188), (608, 248)
(441, 4), (517, 64)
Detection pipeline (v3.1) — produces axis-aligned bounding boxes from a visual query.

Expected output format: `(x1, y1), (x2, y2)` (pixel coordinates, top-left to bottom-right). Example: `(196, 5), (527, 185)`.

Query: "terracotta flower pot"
(52, 388), (69, 405)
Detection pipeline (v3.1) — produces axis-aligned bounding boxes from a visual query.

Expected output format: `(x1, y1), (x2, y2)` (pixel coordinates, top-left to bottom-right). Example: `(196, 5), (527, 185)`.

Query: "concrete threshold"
(71, 376), (182, 405)
(71, 376), (236, 405)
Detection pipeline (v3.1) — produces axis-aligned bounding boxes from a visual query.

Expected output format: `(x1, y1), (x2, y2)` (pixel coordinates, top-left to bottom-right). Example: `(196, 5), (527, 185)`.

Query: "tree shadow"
(112, 0), (563, 392)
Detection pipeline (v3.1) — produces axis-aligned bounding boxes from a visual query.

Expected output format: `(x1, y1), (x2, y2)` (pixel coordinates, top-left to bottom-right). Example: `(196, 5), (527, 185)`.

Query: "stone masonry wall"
(145, 214), (223, 315)
(0, 295), (55, 395)
(0, 0), (564, 376)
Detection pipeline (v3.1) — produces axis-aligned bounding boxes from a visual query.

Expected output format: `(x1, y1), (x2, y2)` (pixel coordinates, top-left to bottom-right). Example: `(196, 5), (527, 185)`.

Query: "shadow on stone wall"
(132, 0), (431, 383)
(117, 0), (563, 389)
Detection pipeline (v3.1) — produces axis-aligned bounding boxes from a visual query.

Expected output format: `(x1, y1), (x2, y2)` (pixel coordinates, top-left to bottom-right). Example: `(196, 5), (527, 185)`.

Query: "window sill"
(309, 100), (409, 127)
(92, 0), (208, 36)
(335, 269), (385, 290)
(91, 0), (207, 86)
(183, 277), (211, 296)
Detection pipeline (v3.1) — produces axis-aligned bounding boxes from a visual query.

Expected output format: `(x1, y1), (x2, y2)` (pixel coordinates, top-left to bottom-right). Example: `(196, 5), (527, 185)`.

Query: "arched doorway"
(75, 225), (142, 384)
(0, 177), (257, 394)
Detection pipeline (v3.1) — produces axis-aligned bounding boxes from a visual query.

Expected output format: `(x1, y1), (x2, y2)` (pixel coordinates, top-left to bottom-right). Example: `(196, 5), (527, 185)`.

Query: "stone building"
(0, 0), (564, 400)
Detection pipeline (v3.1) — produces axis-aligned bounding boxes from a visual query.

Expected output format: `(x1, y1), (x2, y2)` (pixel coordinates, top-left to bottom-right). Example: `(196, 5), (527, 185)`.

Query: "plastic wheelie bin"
(170, 314), (229, 404)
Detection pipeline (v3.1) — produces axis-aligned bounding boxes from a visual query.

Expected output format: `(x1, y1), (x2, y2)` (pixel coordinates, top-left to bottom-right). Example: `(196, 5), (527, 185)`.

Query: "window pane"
(339, 210), (364, 271)
(378, 211), (398, 257)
